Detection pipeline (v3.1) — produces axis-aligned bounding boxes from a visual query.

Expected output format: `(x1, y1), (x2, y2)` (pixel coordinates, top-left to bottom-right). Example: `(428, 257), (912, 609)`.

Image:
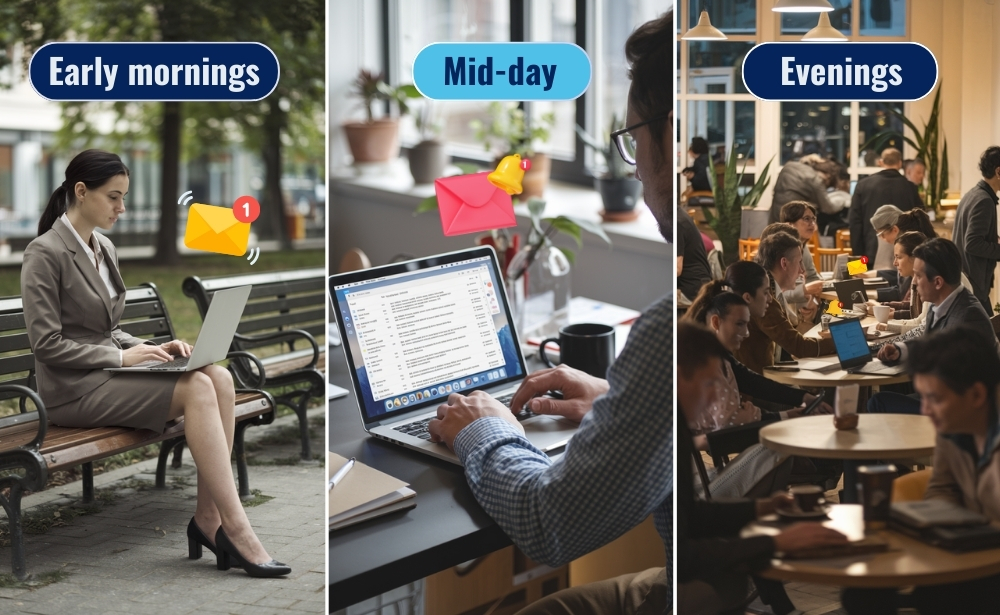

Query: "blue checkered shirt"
(454, 295), (672, 603)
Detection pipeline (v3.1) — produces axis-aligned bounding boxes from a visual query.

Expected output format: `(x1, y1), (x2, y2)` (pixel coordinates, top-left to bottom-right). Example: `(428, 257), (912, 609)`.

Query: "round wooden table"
(745, 505), (1000, 588)
(759, 414), (936, 503)
(763, 355), (911, 388)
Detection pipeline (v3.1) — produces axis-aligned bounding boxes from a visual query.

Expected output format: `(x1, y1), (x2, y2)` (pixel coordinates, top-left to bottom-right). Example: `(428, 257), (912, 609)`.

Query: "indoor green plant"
(575, 113), (643, 215)
(861, 86), (949, 211)
(408, 100), (449, 184)
(704, 146), (773, 265)
(470, 102), (555, 199)
(342, 69), (420, 163)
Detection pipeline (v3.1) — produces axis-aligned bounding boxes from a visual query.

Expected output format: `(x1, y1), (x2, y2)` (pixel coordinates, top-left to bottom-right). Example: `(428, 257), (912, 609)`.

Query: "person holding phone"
(20, 150), (288, 577)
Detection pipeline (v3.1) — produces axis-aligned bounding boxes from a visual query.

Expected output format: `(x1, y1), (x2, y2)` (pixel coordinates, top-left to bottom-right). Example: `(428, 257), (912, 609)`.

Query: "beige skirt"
(47, 371), (183, 434)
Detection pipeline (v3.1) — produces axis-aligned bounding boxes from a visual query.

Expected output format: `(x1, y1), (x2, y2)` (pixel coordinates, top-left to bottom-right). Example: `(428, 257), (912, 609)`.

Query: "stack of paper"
(328, 452), (416, 531)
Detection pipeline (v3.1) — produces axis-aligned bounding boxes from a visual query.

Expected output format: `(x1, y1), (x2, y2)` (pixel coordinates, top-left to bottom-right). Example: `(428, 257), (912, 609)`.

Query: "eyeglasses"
(799, 216), (817, 224)
(611, 113), (670, 165)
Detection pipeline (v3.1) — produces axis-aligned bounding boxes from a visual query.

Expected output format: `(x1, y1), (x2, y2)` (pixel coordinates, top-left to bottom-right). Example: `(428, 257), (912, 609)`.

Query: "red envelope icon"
(434, 172), (517, 237)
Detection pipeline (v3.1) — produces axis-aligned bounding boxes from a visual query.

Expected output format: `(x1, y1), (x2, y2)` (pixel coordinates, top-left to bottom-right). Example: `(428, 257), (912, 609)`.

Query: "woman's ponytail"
(38, 183), (69, 236)
(38, 150), (129, 237)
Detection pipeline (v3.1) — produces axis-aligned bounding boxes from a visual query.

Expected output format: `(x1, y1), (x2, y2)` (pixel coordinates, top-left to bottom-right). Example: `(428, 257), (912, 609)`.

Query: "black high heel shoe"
(214, 527), (291, 578)
(188, 519), (242, 567)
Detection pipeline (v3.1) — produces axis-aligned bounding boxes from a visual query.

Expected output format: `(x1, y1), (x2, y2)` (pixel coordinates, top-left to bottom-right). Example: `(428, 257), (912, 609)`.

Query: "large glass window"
(687, 100), (755, 165)
(780, 102), (850, 165)
(860, 0), (906, 36)
(687, 41), (754, 94)
(530, 0), (576, 158)
(857, 102), (905, 166)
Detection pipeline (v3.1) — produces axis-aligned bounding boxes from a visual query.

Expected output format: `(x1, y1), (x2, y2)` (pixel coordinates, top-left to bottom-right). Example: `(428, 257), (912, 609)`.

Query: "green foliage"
(470, 102), (555, 158)
(861, 87), (949, 210)
(704, 146), (773, 265)
(574, 113), (633, 179)
(350, 69), (421, 123)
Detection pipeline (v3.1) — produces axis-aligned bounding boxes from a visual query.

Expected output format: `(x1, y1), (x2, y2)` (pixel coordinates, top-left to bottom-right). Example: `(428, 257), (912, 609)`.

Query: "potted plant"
(861, 86), (948, 212)
(342, 69), (420, 163)
(575, 113), (643, 219)
(471, 102), (555, 200)
(704, 146), (773, 265)
(408, 100), (449, 184)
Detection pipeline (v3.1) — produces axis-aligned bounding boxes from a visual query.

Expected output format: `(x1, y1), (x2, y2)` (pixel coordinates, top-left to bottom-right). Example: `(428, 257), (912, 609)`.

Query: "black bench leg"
(82, 462), (94, 503)
(171, 442), (185, 469)
(0, 482), (28, 580)
(156, 437), (184, 489)
(234, 421), (252, 500)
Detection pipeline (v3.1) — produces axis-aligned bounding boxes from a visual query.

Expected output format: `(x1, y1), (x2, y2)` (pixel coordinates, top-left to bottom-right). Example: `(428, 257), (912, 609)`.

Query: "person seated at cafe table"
(868, 238), (999, 415)
(841, 327), (1000, 615)
(677, 321), (848, 615)
(682, 286), (835, 498)
(779, 201), (824, 322)
(736, 229), (836, 374)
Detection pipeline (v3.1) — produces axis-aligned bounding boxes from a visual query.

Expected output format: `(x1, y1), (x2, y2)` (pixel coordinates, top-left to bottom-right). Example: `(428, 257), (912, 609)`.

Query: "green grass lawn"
(0, 249), (324, 342)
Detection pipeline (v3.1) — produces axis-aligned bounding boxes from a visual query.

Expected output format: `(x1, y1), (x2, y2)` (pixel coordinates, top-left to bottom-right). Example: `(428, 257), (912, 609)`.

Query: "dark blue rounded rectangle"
(29, 42), (280, 101)
(742, 42), (938, 101)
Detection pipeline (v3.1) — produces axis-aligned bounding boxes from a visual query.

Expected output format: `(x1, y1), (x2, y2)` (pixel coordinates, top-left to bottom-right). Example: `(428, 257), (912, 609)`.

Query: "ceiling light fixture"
(682, 10), (727, 40)
(803, 12), (848, 40)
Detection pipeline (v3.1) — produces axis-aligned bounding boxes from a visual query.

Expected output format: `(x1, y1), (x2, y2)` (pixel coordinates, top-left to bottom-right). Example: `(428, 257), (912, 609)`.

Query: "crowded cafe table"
(758, 415), (936, 503)
(743, 504), (1000, 589)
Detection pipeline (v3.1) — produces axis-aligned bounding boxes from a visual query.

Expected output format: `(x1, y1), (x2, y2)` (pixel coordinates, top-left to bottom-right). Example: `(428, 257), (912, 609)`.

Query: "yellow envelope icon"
(184, 203), (251, 256)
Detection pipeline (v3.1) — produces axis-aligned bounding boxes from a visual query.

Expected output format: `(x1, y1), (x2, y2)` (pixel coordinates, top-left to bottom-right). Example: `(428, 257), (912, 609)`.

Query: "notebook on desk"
(328, 452), (416, 531)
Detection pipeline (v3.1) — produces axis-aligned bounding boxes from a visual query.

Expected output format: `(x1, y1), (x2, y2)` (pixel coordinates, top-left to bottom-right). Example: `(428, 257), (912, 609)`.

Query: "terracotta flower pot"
(342, 118), (399, 163)
(516, 153), (551, 200)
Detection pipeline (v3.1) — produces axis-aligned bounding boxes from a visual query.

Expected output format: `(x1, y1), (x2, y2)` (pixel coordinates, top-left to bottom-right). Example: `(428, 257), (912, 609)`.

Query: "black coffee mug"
(539, 323), (615, 378)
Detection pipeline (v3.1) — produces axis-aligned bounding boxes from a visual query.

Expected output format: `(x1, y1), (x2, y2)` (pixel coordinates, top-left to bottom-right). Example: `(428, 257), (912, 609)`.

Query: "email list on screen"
(332, 256), (523, 419)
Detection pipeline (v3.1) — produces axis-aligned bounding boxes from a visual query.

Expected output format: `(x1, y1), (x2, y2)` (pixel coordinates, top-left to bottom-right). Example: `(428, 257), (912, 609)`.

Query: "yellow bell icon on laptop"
(184, 203), (251, 256)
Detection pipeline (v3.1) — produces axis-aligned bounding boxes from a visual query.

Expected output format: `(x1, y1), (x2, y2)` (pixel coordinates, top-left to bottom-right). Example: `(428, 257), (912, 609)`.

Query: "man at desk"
(429, 11), (671, 614)
(842, 327), (1000, 614)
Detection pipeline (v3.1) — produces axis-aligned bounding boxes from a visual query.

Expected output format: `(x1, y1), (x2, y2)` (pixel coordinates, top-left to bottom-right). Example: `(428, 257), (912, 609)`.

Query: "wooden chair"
(738, 238), (760, 262)
(816, 247), (852, 273)
(892, 468), (932, 502)
(836, 228), (851, 250)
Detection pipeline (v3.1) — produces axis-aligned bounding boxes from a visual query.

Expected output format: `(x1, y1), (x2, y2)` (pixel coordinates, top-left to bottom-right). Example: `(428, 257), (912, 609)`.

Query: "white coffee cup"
(873, 305), (891, 323)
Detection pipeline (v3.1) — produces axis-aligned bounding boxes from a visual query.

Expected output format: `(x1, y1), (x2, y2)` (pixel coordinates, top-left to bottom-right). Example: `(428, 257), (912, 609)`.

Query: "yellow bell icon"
(488, 154), (528, 195)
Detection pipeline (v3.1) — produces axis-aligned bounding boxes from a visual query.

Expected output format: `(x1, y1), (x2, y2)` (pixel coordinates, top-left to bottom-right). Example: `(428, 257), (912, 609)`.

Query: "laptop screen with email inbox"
(331, 248), (525, 422)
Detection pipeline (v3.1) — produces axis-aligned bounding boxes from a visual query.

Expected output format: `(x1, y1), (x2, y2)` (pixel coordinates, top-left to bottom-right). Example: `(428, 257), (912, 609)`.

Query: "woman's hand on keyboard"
(122, 343), (173, 367)
(158, 339), (193, 357)
(509, 365), (609, 423)
(428, 391), (524, 451)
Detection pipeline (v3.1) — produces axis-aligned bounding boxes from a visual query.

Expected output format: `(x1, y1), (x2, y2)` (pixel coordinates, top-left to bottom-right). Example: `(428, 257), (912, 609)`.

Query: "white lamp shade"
(682, 10), (727, 41)
(773, 0), (835, 12)
(803, 12), (848, 40)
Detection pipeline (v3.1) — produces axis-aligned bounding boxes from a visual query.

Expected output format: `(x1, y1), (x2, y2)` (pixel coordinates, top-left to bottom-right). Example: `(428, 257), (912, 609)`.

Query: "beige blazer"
(21, 217), (148, 407)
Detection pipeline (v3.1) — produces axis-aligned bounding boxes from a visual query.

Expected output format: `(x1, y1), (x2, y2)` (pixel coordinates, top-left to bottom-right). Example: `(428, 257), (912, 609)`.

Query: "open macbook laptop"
(329, 246), (579, 465)
(828, 317), (905, 375)
(106, 285), (251, 373)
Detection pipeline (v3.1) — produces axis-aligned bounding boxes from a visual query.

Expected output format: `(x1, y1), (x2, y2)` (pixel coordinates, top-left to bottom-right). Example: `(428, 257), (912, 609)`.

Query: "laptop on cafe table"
(828, 317), (905, 376)
(328, 247), (579, 465)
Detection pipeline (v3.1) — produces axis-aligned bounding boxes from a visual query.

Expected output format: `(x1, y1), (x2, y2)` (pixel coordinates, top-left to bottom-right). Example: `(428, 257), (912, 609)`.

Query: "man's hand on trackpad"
(509, 365), (610, 423)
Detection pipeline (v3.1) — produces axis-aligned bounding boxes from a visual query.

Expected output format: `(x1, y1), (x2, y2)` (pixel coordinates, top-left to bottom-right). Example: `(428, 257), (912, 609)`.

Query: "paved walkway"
(0, 407), (326, 615)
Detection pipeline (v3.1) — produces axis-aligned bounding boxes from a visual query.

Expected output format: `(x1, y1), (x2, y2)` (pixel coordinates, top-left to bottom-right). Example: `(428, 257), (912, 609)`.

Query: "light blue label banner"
(413, 42), (591, 101)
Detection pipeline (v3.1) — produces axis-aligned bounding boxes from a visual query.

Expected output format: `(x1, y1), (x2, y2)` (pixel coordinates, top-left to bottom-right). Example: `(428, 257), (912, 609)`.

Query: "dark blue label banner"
(742, 42), (937, 101)
(29, 42), (280, 101)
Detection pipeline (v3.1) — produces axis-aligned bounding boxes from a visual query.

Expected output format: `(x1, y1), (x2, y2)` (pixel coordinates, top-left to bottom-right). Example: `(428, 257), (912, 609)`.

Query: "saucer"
(777, 506), (829, 520)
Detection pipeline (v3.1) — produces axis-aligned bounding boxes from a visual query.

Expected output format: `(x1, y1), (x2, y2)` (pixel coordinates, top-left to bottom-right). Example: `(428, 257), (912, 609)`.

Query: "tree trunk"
(156, 101), (181, 265)
(262, 98), (291, 250)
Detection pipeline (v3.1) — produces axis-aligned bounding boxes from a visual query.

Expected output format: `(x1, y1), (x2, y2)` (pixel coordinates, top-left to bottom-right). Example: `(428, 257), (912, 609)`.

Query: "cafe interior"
(678, 0), (1000, 613)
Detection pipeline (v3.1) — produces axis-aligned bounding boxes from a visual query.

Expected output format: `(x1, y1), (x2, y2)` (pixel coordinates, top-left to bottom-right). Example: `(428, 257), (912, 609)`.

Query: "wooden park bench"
(183, 269), (325, 461)
(0, 284), (275, 580)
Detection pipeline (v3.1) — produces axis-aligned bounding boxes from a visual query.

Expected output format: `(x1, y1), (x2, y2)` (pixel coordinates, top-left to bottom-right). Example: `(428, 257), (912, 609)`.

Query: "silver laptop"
(329, 247), (579, 465)
(106, 285), (251, 372)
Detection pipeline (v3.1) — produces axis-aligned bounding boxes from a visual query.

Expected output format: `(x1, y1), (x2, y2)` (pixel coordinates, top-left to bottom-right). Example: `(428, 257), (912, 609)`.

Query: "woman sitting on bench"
(20, 150), (289, 578)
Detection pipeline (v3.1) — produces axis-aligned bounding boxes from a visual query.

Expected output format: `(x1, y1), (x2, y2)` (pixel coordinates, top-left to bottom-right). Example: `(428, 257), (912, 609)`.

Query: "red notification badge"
(520, 158), (531, 171)
(233, 196), (260, 223)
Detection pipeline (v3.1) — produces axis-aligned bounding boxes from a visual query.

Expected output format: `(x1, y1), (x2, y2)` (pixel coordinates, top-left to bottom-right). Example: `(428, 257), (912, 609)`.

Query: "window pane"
(686, 100), (755, 166)
(780, 102), (851, 165)
(530, 0), (576, 158)
(781, 0), (851, 35)
(687, 41), (754, 94)
(0, 145), (11, 210)
(860, 0), (906, 36)
(397, 0), (510, 151)
(858, 102), (905, 166)
(688, 0), (756, 34)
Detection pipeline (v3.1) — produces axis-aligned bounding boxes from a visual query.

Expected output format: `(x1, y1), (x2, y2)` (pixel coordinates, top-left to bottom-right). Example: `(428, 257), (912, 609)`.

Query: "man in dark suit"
(848, 148), (923, 265)
(868, 238), (999, 414)
(952, 146), (1000, 315)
